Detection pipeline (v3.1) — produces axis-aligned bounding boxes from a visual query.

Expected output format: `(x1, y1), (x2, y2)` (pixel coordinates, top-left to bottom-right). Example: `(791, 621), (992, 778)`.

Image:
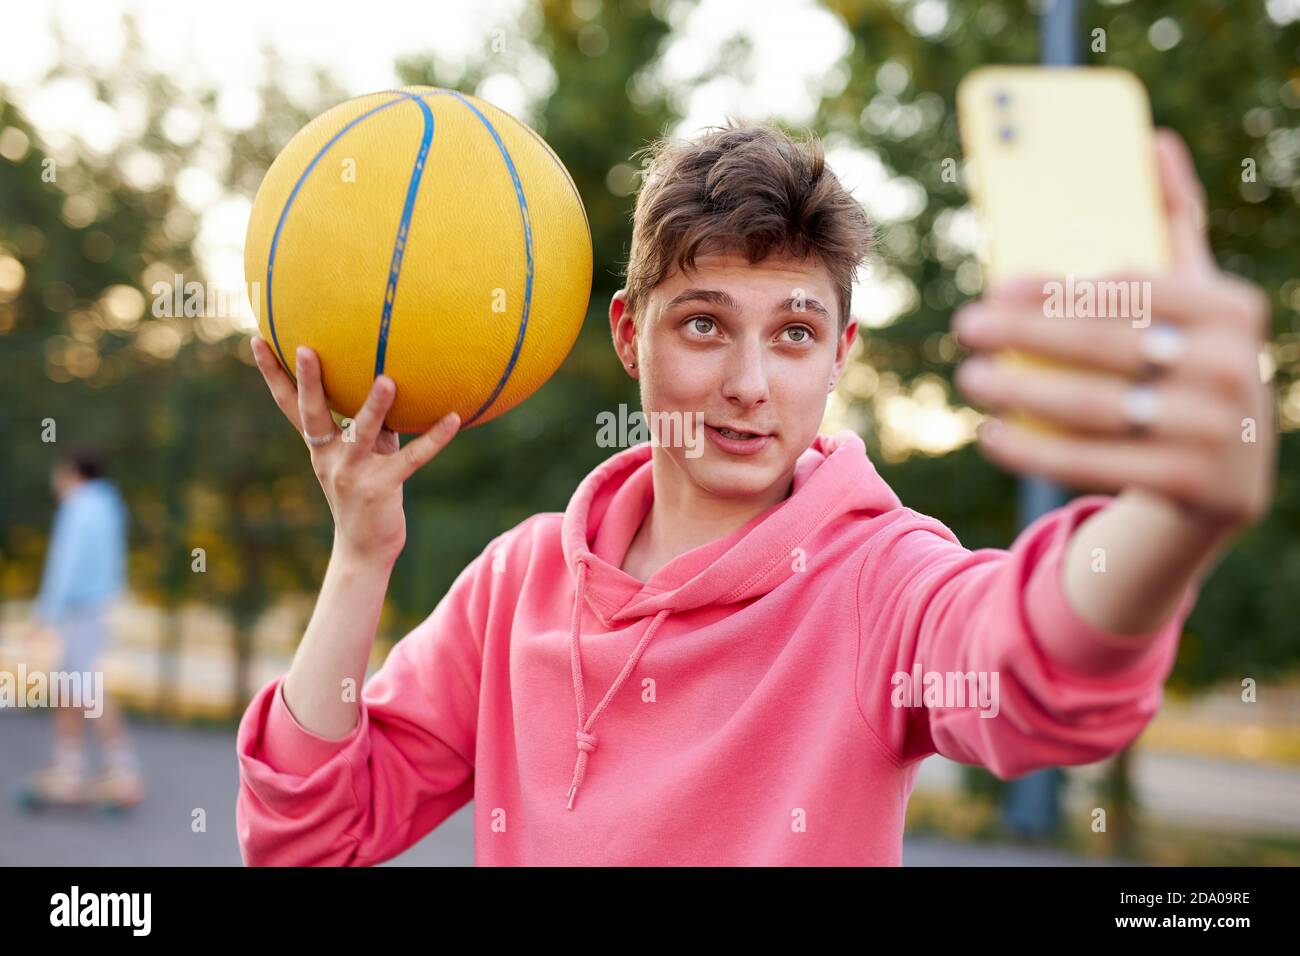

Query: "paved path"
(1, 709), (472, 866)
(6, 709), (1287, 866)
(913, 747), (1300, 836)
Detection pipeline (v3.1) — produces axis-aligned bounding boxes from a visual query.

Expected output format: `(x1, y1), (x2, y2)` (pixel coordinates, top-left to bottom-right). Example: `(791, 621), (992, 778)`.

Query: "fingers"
(975, 418), (1214, 503)
(383, 412), (461, 484)
(956, 352), (1239, 445)
(1154, 128), (1217, 277)
(294, 345), (337, 441)
(250, 336), (303, 431)
(349, 375), (398, 455)
(252, 337), (473, 475)
(952, 306), (1257, 400)
(972, 271), (1267, 336)
(1117, 272), (1267, 337)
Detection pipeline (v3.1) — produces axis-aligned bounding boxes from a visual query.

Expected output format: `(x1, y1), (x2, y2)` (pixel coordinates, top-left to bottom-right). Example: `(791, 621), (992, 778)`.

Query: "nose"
(721, 337), (770, 408)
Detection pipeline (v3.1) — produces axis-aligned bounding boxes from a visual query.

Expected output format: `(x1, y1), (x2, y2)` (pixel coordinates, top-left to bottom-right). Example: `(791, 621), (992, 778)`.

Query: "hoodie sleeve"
(235, 532), (502, 867)
(34, 498), (83, 625)
(853, 494), (1199, 778)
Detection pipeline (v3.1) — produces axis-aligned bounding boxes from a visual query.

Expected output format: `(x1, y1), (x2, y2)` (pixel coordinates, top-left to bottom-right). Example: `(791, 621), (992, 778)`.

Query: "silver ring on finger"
(1135, 322), (1186, 381)
(303, 427), (338, 447)
(1121, 383), (1160, 438)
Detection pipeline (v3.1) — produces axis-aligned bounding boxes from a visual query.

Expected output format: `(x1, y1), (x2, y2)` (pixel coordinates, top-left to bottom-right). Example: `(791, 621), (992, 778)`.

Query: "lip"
(709, 421), (773, 438)
(704, 423), (773, 456)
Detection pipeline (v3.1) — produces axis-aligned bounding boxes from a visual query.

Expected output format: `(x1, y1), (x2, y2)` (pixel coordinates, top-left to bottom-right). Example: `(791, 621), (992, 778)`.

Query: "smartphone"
(956, 66), (1170, 435)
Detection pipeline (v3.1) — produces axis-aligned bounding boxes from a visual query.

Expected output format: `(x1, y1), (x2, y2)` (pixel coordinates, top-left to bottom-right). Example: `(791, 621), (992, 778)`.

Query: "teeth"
(717, 427), (755, 440)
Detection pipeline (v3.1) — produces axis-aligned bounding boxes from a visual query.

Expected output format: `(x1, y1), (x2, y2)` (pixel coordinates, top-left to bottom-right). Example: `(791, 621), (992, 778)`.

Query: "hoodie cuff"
(259, 679), (362, 777)
(1023, 498), (1197, 680)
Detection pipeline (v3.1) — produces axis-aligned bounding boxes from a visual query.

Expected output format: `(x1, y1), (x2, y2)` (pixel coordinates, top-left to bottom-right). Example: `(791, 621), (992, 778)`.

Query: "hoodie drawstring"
(566, 558), (671, 810)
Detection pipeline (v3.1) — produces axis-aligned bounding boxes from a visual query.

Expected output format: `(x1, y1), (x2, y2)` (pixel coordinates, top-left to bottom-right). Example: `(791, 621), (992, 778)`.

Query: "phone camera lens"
(994, 90), (1012, 108)
(998, 125), (1015, 142)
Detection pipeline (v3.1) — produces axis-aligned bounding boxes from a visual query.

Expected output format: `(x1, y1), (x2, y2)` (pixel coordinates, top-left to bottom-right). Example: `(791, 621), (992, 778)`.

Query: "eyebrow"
(662, 288), (832, 322)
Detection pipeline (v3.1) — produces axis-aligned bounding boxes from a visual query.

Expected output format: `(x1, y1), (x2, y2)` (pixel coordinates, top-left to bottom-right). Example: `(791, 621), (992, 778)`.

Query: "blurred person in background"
(24, 446), (145, 808)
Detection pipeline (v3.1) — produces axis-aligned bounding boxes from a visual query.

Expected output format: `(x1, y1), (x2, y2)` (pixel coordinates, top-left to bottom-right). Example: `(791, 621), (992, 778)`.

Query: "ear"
(609, 289), (638, 374)
(830, 317), (858, 389)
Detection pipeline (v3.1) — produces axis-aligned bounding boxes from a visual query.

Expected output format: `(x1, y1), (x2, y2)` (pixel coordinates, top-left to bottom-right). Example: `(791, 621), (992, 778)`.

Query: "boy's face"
(609, 249), (857, 503)
(51, 463), (79, 500)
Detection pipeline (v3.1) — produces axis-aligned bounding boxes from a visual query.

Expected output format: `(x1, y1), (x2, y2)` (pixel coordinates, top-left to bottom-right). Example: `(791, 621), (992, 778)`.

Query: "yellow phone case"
(955, 66), (1171, 435)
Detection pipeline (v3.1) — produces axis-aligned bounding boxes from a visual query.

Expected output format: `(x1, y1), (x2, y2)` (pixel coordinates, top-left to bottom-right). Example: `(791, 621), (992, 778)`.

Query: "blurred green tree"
(0, 2), (678, 716)
(819, 0), (1300, 687)
(817, 0), (1300, 837)
(1, 0), (1296, 761)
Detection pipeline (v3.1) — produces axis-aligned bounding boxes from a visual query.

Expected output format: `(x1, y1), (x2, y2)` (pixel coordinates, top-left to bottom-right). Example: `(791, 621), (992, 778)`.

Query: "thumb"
(389, 412), (460, 483)
(1154, 127), (1217, 277)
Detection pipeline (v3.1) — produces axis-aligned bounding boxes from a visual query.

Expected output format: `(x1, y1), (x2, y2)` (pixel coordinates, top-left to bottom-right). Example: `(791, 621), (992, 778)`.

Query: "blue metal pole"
(999, 0), (1078, 841)
(1041, 0), (1081, 68)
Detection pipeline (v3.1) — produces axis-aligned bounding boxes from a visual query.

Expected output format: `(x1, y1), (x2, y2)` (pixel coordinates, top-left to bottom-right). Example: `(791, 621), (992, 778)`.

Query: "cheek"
(769, 357), (833, 404)
(640, 342), (716, 405)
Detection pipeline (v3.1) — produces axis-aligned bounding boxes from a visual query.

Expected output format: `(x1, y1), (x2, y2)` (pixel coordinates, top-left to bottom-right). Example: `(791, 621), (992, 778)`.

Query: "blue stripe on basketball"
(373, 95), (435, 378)
(436, 90), (535, 427)
(499, 110), (590, 245)
(264, 92), (409, 381)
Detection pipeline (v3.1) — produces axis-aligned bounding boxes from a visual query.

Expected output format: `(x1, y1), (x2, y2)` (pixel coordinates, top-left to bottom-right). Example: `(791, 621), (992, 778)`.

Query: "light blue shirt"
(35, 477), (128, 623)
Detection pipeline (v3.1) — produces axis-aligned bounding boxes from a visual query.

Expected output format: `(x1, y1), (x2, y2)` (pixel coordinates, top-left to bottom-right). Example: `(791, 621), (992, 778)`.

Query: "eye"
(685, 315), (716, 335)
(782, 325), (814, 344)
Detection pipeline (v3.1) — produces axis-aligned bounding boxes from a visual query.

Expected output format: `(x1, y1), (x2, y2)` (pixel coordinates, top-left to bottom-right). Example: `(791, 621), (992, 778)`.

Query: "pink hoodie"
(235, 429), (1198, 865)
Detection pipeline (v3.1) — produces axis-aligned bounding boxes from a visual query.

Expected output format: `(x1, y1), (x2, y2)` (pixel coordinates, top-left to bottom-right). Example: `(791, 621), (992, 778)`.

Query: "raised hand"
(249, 336), (461, 566)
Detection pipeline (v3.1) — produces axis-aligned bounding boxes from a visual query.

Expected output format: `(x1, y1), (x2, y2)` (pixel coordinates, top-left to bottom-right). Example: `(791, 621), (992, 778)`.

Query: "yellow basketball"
(244, 86), (592, 433)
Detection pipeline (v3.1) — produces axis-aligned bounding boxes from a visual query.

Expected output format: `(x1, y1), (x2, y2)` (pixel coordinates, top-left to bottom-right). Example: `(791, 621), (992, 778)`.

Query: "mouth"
(703, 422), (775, 455)
(712, 426), (759, 442)
(707, 423), (773, 441)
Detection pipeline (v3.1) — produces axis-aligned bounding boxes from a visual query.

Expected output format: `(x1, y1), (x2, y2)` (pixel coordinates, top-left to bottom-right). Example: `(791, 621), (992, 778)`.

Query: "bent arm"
(236, 534), (499, 866)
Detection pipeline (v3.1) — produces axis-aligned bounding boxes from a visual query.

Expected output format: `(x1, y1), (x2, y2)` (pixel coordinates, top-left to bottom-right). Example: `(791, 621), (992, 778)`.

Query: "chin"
(678, 445), (791, 499)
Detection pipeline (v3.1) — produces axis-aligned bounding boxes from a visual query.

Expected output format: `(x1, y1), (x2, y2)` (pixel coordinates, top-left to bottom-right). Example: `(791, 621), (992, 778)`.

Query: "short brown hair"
(59, 446), (106, 480)
(622, 121), (875, 333)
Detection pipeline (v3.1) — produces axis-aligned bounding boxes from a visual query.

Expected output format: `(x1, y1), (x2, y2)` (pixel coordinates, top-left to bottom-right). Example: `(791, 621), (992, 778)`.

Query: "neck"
(623, 447), (795, 578)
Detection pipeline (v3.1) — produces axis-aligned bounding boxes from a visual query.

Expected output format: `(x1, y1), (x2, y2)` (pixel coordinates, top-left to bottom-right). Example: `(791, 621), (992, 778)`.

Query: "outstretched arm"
(950, 129), (1275, 646)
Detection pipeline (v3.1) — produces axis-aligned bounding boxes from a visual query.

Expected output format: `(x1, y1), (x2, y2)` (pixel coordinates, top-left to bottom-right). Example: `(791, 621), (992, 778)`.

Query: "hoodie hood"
(556, 429), (901, 809)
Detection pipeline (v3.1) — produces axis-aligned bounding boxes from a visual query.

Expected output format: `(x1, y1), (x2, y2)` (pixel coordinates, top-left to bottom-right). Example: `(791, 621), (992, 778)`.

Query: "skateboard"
(14, 767), (145, 815)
